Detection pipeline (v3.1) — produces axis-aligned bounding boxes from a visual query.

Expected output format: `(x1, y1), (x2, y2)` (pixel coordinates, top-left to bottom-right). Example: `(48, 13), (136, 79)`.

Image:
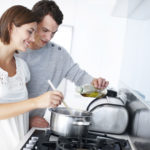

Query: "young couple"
(0, 0), (108, 149)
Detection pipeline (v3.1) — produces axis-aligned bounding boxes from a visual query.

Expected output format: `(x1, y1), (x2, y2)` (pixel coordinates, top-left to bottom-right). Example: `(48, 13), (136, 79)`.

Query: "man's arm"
(29, 109), (49, 128)
(29, 116), (49, 128)
(62, 48), (109, 89)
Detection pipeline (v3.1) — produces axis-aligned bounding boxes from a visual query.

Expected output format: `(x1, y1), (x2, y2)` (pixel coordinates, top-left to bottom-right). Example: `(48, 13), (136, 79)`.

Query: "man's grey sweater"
(17, 42), (93, 117)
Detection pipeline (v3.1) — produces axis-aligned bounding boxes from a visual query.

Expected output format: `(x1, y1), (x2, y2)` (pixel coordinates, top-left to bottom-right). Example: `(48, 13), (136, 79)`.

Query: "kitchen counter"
(145, 101), (150, 108)
(129, 136), (150, 150)
(16, 127), (150, 150)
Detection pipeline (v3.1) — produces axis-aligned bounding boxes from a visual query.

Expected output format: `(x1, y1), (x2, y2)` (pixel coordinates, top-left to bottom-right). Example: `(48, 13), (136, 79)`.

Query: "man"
(17, 0), (109, 128)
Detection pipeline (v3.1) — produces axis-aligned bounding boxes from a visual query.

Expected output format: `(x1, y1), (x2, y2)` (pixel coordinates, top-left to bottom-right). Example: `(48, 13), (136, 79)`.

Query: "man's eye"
(52, 32), (56, 36)
(28, 30), (32, 34)
(43, 29), (48, 32)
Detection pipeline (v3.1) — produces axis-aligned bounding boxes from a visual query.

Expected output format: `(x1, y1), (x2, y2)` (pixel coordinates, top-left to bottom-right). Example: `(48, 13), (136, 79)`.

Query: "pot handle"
(72, 121), (90, 126)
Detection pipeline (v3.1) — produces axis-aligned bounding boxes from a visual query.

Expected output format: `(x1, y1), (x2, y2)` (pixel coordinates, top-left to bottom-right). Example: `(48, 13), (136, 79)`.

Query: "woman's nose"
(30, 34), (35, 42)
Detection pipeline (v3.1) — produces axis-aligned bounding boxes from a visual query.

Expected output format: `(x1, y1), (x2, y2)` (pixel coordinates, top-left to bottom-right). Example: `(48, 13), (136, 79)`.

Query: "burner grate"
(54, 136), (129, 150)
(21, 130), (132, 150)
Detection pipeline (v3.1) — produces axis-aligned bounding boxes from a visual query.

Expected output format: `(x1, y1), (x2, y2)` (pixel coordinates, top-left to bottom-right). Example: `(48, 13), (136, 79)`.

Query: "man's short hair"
(32, 0), (63, 25)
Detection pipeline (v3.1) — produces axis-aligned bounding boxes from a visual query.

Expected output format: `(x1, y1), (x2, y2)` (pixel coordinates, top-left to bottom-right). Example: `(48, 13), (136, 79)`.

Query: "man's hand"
(91, 77), (109, 89)
(29, 116), (49, 128)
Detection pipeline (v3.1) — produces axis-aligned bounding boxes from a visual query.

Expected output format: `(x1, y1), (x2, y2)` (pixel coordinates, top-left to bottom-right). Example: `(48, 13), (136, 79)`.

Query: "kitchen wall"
(119, 0), (150, 103)
(110, 0), (150, 103)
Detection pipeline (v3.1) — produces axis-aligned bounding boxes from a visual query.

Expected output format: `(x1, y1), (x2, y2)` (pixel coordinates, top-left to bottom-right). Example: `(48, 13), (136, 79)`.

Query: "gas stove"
(20, 129), (133, 150)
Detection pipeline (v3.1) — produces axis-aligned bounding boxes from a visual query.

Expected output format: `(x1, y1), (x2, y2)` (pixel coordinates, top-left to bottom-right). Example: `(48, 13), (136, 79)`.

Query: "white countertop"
(16, 127), (146, 150)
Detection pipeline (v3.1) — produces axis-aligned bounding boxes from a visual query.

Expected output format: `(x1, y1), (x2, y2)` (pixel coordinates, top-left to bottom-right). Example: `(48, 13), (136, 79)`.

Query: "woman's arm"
(0, 91), (63, 120)
(0, 98), (36, 120)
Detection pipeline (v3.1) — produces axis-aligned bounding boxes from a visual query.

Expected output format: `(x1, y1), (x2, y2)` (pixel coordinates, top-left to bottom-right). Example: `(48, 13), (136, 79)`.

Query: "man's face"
(32, 14), (59, 49)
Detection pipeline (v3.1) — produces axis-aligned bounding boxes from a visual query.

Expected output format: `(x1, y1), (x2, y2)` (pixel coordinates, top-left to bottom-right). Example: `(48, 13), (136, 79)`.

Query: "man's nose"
(46, 32), (53, 41)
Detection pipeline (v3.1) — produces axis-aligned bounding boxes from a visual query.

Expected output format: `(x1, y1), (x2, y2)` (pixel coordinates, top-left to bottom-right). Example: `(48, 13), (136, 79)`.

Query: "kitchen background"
(1, 0), (150, 110)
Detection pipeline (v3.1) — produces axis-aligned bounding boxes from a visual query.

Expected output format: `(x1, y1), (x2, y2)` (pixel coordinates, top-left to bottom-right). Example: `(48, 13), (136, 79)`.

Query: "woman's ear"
(8, 23), (16, 43)
(8, 23), (15, 33)
(8, 23), (12, 34)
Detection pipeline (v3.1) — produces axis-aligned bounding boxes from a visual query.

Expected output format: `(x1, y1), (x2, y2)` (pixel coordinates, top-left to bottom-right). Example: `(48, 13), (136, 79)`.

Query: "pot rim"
(49, 107), (92, 117)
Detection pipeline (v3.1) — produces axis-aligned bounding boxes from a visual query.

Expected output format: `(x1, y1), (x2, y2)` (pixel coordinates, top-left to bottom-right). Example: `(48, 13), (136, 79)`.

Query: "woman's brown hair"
(0, 5), (37, 44)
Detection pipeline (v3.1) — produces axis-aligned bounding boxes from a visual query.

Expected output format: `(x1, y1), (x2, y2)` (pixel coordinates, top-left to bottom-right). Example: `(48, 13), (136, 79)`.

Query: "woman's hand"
(34, 91), (64, 109)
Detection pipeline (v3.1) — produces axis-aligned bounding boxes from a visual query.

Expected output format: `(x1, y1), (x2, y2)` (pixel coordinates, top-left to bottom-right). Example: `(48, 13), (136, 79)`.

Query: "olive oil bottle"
(76, 84), (107, 98)
(81, 91), (100, 97)
(81, 92), (106, 98)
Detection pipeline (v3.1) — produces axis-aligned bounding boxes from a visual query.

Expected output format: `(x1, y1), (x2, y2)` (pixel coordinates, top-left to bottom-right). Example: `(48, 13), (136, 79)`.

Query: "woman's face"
(10, 22), (37, 52)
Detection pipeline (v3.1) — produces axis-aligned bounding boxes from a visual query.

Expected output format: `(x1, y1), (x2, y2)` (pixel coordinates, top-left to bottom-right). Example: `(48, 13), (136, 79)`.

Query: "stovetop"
(21, 130), (132, 150)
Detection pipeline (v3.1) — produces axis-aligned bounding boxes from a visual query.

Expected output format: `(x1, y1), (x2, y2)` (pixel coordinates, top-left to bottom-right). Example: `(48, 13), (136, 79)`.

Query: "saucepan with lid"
(49, 107), (91, 138)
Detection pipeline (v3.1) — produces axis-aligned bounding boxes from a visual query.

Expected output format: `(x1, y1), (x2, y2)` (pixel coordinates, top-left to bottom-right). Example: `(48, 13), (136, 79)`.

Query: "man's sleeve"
(62, 49), (94, 86)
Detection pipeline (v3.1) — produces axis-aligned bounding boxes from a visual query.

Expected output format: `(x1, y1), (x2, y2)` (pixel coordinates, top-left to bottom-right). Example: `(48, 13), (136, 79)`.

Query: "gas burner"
(54, 135), (129, 150)
(21, 130), (132, 150)
(56, 136), (97, 150)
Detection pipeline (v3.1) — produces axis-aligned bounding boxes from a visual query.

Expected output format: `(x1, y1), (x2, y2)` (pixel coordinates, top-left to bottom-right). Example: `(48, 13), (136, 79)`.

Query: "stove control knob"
(23, 148), (32, 150)
(31, 136), (39, 142)
(26, 143), (34, 149)
(29, 140), (36, 145)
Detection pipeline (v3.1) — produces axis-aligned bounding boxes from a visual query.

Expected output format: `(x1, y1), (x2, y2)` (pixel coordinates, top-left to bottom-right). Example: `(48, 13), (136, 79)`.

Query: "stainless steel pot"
(49, 107), (91, 138)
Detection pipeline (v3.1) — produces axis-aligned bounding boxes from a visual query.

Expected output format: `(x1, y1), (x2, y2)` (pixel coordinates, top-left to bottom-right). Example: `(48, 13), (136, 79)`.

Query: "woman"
(0, 5), (63, 150)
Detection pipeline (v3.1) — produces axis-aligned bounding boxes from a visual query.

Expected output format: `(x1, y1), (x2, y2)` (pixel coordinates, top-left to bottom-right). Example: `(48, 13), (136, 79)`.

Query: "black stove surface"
(21, 130), (132, 150)
(134, 141), (150, 150)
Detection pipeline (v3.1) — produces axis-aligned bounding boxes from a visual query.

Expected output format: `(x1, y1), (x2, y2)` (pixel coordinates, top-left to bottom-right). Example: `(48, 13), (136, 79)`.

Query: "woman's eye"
(28, 30), (33, 34)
